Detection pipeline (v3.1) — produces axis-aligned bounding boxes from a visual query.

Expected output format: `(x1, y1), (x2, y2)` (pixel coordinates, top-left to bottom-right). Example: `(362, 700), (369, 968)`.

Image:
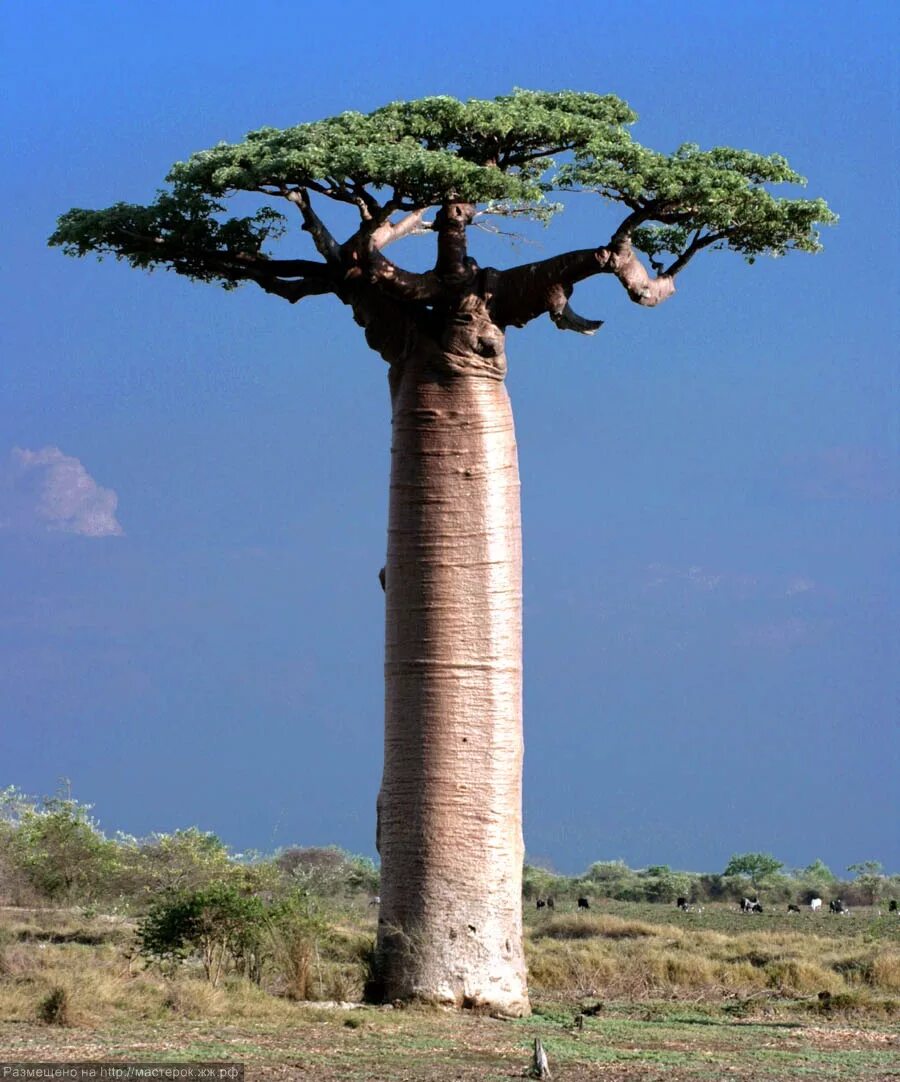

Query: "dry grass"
(1, 903), (899, 1030)
(532, 913), (662, 941)
(525, 906), (900, 1009)
(872, 952), (900, 991)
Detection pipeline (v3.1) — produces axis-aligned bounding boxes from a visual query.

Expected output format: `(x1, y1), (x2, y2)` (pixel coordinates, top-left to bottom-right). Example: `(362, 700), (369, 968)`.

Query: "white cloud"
(0, 446), (123, 538)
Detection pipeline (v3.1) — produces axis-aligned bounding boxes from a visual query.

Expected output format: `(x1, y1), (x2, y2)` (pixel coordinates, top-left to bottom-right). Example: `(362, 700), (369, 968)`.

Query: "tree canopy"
(723, 852), (785, 886)
(50, 89), (835, 342)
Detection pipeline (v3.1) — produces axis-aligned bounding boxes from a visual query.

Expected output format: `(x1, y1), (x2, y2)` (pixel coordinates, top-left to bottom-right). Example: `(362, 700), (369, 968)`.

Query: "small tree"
(138, 881), (267, 985)
(264, 888), (333, 1000)
(802, 858), (837, 883)
(723, 852), (784, 891)
(1, 785), (118, 903)
(847, 861), (884, 906)
(642, 866), (691, 904)
(276, 845), (379, 898)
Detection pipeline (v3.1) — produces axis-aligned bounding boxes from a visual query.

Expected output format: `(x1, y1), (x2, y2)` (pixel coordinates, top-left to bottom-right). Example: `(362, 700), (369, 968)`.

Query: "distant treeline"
(1, 786), (895, 911)
(523, 857), (898, 910)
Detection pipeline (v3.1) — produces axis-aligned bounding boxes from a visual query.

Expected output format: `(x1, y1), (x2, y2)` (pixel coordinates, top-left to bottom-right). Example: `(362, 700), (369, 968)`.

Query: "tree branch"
(434, 202), (476, 281)
(365, 252), (445, 303)
(284, 189), (341, 265)
(604, 239), (676, 306)
(663, 230), (726, 276)
(239, 255), (335, 278)
(248, 275), (334, 303)
(370, 208), (433, 250)
(489, 248), (611, 328)
(340, 281), (426, 367)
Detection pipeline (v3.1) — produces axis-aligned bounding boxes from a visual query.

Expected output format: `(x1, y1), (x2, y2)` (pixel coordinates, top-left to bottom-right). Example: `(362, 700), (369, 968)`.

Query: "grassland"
(1, 900), (898, 1079)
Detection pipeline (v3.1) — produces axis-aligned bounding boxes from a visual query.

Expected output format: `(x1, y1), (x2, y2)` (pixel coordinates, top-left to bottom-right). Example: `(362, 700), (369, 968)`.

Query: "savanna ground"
(2, 900), (898, 1080)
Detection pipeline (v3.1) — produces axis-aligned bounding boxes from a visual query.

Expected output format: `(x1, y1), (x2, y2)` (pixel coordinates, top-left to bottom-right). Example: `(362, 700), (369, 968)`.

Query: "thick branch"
(664, 230), (726, 276)
(285, 189), (341, 265)
(434, 202), (476, 280)
(340, 237), (445, 305)
(249, 275), (334, 303)
(490, 248), (610, 328)
(194, 248), (338, 303)
(610, 205), (658, 245)
(605, 240), (676, 306)
(240, 255), (335, 278)
(370, 209), (433, 250)
(340, 282), (425, 367)
(366, 252), (445, 303)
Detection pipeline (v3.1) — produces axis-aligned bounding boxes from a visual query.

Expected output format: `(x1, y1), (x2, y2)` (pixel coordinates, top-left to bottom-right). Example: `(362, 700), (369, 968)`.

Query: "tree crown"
(50, 89), (836, 346)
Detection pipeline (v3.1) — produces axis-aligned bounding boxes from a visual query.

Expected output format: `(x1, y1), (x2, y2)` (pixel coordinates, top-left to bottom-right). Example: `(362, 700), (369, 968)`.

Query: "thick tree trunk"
(376, 348), (529, 1015)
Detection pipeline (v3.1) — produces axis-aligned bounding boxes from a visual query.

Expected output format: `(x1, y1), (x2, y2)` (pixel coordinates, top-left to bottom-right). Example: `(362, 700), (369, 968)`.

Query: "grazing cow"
(829, 899), (847, 914)
(577, 897), (591, 910)
(547, 897), (555, 909)
(889, 899), (898, 912)
(787, 904), (801, 914)
(676, 897), (688, 910)
(741, 897), (759, 913)
(810, 897), (822, 912)
(536, 899), (546, 910)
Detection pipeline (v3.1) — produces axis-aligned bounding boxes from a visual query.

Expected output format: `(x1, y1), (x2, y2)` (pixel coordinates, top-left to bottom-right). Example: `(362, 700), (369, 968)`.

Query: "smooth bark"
(376, 345), (528, 1015)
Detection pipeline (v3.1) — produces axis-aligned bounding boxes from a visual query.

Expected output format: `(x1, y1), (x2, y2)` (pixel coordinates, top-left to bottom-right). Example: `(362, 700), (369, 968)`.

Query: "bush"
(138, 882), (267, 986)
(38, 986), (71, 1026)
(114, 828), (237, 900)
(0, 786), (119, 904)
(275, 846), (379, 898)
(265, 888), (333, 1000)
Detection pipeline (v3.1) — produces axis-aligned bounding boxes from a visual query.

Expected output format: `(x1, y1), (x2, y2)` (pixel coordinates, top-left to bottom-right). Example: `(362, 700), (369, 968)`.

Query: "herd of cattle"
(738, 896), (850, 914)
(530, 896), (899, 915)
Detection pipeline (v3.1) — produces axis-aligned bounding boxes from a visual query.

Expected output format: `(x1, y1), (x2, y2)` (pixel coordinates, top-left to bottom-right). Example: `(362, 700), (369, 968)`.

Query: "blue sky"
(1, 0), (897, 876)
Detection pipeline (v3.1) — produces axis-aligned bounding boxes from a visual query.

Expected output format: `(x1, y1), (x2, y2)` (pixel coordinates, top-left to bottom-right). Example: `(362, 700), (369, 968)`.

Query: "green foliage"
(50, 193), (285, 287)
(849, 862), (885, 905)
(116, 827), (236, 898)
(723, 852), (785, 887)
(804, 858), (838, 882)
(641, 867), (692, 904)
(563, 141), (837, 262)
(265, 887), (333, 1000)
(0, 785), (119, 904)
(166, 89), (633, 207)
(522, 862), (569, 901)
(49, 89), (834, 289)
(138, 881), (267, 985)
(276, 846), (379, 898)
(137, 879), (339, 996)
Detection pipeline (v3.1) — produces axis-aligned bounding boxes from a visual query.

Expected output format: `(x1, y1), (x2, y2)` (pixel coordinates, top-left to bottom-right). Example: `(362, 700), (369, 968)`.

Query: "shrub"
(265, 888), (333, 1000)
(1, 786), (119, 904)
(114, 828), (237, 900)
(38, 986), (71, 1026)
(275, 846), (379, 898)
(138, 882), (267, 985)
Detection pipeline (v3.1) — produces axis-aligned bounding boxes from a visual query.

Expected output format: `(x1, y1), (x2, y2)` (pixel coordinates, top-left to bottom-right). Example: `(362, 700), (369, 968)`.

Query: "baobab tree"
(51, 90), (834, 1015)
